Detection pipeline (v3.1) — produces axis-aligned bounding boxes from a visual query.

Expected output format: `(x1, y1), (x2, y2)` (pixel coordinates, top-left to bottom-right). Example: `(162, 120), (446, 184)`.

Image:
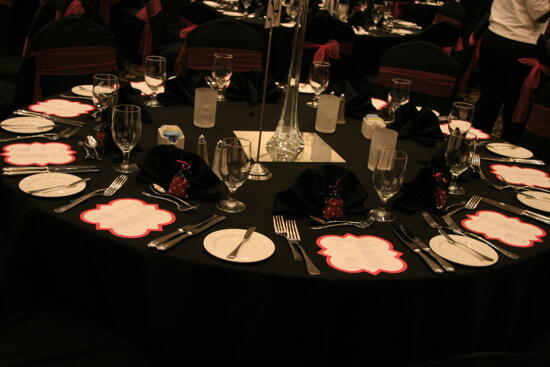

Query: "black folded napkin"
(137, 145), (224, 201)
(389, 102), (443, 145)
(116, 83), (155, 123)
(274, 165), (368, 216)
(393, 166), (449, 214)
(327, 81), (376, 119)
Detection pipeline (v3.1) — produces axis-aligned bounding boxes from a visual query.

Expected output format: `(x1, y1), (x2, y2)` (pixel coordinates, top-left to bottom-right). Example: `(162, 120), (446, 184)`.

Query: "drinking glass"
(383, 1), (394, 19)
(111, 104), (142, 173)
(92, 73), (118, 121)
(284, 0), (299, 21)
(212, 53), (233, 102)
(386, 78), (411, 123)
(370, 149), (407, 222)
(448, 101), (475, 134)
(216, 137), (252, 213)
(370, 4), (384, 30)
(241, 0), (251, 16)
(306, 61), (331, 108)
(445, 129), (471, 195)
(144, 55), (166, 107)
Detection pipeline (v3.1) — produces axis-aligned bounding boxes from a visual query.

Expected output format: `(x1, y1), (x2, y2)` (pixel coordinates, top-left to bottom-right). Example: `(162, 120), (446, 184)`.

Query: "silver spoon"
(142, 191), (198, 211)
(85, 135), (101, 160)
(78, 141), (93, 159)
(150, 183), (198, 210)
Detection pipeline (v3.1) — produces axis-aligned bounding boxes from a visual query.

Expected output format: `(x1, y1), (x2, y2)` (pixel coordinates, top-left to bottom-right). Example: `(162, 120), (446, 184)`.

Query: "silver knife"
(14, 110), (86, 127)
(2, 165), (99, 175)
(480, 156), (545, 166)
(392, 227), (444, 274)
(155, 215), (226, 252)
(62, 127), (81, 138)
(400, 225), (455, 273)
(147, 214), (218, 248)
(3, 165), (98, 172)
(481, 197), (550, 225)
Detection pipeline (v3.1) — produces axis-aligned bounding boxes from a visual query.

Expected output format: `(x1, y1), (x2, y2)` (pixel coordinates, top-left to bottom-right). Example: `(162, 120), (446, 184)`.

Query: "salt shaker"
(337, 93), (346, 124)
(197, 134), (209, 166)
(211, 139), (224, 179)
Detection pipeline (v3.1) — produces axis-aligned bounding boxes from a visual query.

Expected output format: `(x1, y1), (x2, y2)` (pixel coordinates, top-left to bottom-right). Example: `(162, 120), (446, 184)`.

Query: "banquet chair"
(0, 305), (152, 367)
(433, 2), (466, 31)
(419, 22), (461, 55)
(30, 16), (117, 99)
(376, 41), (460, 114)
(517, 83), (550, 160)
(302, 13), (355, 85)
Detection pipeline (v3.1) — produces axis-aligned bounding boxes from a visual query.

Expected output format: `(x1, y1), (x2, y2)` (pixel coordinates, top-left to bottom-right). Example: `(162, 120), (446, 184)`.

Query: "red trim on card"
(461, 210), (546, 248)
(1, 142), (76, 166)
(80, 198), (176, 239)
(489, 164), (550, 188)
(29, 99), (94, 118)
(316, 233), (408, 275)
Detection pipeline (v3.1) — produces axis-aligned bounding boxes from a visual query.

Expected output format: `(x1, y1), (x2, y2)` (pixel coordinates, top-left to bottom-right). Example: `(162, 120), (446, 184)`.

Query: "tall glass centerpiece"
(265, 0), (309, 162)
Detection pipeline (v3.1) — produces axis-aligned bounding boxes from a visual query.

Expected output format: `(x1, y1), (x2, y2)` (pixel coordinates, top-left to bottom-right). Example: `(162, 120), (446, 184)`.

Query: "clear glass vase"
(265, 0), (309, 162)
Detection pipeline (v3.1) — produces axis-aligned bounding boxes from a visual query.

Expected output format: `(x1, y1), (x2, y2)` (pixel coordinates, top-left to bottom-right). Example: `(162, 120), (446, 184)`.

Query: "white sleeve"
(525, 0), (550, 21)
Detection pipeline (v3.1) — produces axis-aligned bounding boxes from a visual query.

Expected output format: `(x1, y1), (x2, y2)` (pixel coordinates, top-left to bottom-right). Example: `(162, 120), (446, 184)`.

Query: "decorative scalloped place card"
(130, 81), (165, 96)
(29, 99), (94, 117)
(461, 210), (546, 248)
(439, 123), (491, 139)
(80, 198), (176, 238)
(316, 234), (407, 275)
(489, 164), (550, 188)
(1, 142), (76, 166)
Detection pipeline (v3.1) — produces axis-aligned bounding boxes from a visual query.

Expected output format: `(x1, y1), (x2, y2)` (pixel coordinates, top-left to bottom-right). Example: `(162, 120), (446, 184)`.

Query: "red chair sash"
(64, 0), (85, 16)
(456, 34), (482, 93)
(512, 58), (550, 124)
(303, 40), (353, 63)
(433, 14), (463, 30)
(32, 45), (116, 99)
(178, 17), (197, 39)
(135, 0), (162, 60)
(526, 103), (550, 138)
(378, 66), (457, 98)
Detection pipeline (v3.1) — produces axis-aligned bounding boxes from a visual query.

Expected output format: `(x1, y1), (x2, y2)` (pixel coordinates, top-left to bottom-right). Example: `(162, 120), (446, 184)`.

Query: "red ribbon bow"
(304, 40), (341, 63)
(512, 58), (550, 124)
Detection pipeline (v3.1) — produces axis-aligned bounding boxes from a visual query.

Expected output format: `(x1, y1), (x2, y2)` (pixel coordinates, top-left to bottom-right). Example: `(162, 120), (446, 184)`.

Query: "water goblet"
(386, 78), (411, 123)
(144, 55), (166, 107)
(445, 128), (471, 195)
(212, 53), (233, 102)
(92, 73), (118, 121)
(111, 104), (142, 173)
(241, 0), (252, 16)
(370, 4), (384, 30)
(284, 0), (299, 21)
(306, 61), (331, 108)
(370, 148), (407, 222)
(216, 137), (252, 213)
(448, 101), (475, 134)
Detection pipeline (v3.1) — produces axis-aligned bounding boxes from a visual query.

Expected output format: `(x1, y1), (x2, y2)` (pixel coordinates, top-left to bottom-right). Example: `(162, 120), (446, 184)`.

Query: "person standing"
(474, 0), (549, 143)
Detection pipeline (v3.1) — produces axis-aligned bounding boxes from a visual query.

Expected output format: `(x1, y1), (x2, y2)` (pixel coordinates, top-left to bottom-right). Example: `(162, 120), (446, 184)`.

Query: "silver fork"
(54, 175), (128, 213)
(273, 215), (303, 261)
(310, 216), (376, 229)
(421, 211), (493, 261)
(443, 215), (519, 259)
(286, 219), (321, 276)
(0, 127), (72, 143)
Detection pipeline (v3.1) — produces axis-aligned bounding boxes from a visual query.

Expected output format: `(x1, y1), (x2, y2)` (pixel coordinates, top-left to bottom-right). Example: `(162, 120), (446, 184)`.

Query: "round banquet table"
(1, 94), (550, 367)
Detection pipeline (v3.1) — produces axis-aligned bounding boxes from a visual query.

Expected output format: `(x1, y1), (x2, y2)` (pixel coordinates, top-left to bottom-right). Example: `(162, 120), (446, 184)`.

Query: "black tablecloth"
(1, 94), (549, 366)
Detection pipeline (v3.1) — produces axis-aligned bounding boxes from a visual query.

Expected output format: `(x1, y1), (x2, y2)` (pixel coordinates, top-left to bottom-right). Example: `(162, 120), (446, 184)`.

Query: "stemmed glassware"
(386, 78), (411, 123)
(241, 0), (252, 16)
(212, 53), (233, 102)
(92, 73), (118, 121)
(448, 101), (475, 134)
(284, 0), (299, 22)
(306, 61), (331, 108)
(144, 55), (166, 108)
(370, 4), (384, 30)
(111, 104), (142, 173)
(216, 137), (252, 213)
(370, 148), (408, 222)
(445, 128), (471, 195)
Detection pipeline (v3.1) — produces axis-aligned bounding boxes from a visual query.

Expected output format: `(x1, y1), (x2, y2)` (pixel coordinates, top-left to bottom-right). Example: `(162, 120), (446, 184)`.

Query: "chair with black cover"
(376, 41), (460, 114)
(432, 1), (466, 31)
(419, 21), (461, 55)
(302, 13), (355, 85)
(518, 82), (550, 160)
(30, 16), (117, 99)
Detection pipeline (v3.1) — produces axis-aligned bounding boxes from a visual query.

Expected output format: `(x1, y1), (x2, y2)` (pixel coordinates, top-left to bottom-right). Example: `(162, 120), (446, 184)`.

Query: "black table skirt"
(1, 95), (549, 366)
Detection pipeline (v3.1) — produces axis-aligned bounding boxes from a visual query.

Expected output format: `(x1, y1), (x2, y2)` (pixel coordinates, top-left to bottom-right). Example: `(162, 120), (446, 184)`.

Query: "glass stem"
(449, 173), (458, 188)
(122, 151), (131, 166)
(227, 190), (236, 202)
(379, 197), (388, 211)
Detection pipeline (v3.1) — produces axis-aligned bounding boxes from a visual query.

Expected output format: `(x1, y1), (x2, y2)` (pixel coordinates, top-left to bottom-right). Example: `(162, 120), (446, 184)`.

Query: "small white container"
(157, 125), (184, 149)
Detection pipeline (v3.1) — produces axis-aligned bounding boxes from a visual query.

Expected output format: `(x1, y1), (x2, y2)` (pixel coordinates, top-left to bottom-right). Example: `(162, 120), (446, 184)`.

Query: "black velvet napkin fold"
(137, 145), (224, 201)
(328, 81), (376, 119)
(393, 166), (449, 214)
(389, 102), (443, 145)
(274, 165), (368, 216)
(117, 83), (155, 123)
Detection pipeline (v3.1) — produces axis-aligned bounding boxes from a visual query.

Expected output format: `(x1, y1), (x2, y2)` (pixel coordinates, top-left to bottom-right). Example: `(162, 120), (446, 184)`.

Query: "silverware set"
(308, 215), (376, 229)
(0, 127), (79, 142)
(142, 183), (199, 211)
(2, 165), (99, 176)
(14, 109), (86, 128)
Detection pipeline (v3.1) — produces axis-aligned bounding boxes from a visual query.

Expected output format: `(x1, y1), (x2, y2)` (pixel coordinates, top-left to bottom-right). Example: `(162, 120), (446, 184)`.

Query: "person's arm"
(526, 0), (550, 22)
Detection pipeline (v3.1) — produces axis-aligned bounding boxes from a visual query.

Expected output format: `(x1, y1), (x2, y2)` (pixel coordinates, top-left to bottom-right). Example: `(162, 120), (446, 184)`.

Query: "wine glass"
(370, 149), (408, 222)
(284, 0), (299, 22)
(445, 128), (471, 195)
(383, 1), (394, 20)
(448, 101), (475, 134)
(216, 137), (252, 213)
(111, 104), (142, 173)
(241, 0), (251, 16)
(386, 78), (411, 123)
(212, 53), (233, 102)
(144, 55), (166, 108)
(370, 4), (384, 30)
(92, 73), (118, 121)
(306, 61), (331, 108)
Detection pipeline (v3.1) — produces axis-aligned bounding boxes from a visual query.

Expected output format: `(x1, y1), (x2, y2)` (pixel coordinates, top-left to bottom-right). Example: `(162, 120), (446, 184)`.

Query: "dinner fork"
(273, 215), (303, 261)
(443, 215), (519, 259)
(421, 211), (493, 261)
(54, 174), (128, 213)
(286, 219), (321, 276)
(443, 195), (481, 221)
(309, 215), (376, 229)
(0, 127), (72, 142)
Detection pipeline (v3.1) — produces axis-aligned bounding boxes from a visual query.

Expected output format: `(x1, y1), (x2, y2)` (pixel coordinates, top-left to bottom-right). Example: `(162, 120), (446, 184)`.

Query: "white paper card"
(315, 94), (340, 134)
(29, 99), (94, 117)
(461, 210), (546, 247)
(489, 164), (550, 188)
(194, 88), (218, 128)
(1, 142), (76, 166)
(316, 234), (407, 275)
(80, 198), (176, 238)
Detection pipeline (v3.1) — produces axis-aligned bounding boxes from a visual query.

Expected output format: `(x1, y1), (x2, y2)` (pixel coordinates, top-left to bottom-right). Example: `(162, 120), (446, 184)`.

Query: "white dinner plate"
(486, 143), (533, 159)
(1, 117), (55, 133)
(393, 20), (420, 28)
(204, 228), (275, 263)
(71, 84), (93, 97)
(391, 28), (414, 35)
(203, 0), (220, 7)
(222, 11), (244, 16)
(19, 172), (87, 198)
(516, 190), (550, 212)
(429, 234), (498, 267)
